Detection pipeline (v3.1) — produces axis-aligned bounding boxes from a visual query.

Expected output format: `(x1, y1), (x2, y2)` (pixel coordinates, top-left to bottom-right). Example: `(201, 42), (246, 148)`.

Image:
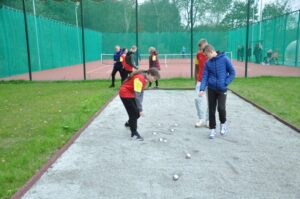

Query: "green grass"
(0, 80), (116, 199)
(0, 77), (299, 199)
(159, 77), (300, 128)
(230, 76), (300, 128)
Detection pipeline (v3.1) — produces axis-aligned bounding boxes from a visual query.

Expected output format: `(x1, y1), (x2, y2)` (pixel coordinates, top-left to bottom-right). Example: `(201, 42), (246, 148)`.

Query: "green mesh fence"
(227, 10), (300, 66)
(0, 7), (29, 78)
(0, 1), (299, 80)
(102, 31), (228, 54)
(0, 5), (102, 78)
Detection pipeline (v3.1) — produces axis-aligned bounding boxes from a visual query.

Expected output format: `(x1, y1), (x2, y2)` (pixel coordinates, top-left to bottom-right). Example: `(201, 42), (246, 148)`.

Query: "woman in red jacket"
(148, 47), (161, 89)
(119, 68), (160, 141)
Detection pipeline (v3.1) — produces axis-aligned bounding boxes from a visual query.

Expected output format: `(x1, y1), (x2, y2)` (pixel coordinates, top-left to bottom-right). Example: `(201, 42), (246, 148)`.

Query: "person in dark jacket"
(236, 46), (240, 61)
(109, 45), (124, 88)
(247, 45), (252, 61)
(199, 45), (235, 139)
(240, 45), (245, 62)
(123, 45), (138, 79)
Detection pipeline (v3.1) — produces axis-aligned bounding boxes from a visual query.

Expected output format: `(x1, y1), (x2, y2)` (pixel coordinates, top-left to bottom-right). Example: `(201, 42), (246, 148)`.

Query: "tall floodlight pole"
(251, 0), (255, 60)
(75, 1), (81, 61)
(295, 10), (300, 66)
(32, 0), (41, 71)
(135, 0), (139, 66)
(190, 0), (194, 78)
(245, 0), (251, 78)
(22, 0), (32, 80)
(259, 0), (263, 42)
(79, 0), (86, 80)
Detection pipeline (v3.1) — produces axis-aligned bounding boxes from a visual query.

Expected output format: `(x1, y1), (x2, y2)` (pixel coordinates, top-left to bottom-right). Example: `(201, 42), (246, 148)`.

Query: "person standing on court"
(194, 39), (209, 128)
(181, 46), (186, 58)
(240, 45), (245, 62)
(119, 68), (160, 141)
(109, 45), (124, 88)
(123, 45), (138, 79)
(148, 47), (161, 89)
(199, 45), (235, 139)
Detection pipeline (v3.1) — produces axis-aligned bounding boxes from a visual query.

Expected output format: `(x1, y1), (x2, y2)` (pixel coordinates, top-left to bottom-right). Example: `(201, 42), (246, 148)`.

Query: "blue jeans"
(195, 81), (208, 120)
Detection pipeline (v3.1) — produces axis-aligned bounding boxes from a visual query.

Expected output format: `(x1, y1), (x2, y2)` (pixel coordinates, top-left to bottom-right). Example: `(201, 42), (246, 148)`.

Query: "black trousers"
(111, 65), (126, 85)
(148, 80), (158, 87)
(123, 70), (132, 80)
(207, 88), (227, 129)
(121, 97), (140, 133)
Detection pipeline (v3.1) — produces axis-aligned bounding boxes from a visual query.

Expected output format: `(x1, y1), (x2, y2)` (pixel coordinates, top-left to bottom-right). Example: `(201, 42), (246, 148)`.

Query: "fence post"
(295, 10), (300, 67)
(244, 0), (251, 78)
(22, 0), (32, 81)
(80, 0), (86, 80)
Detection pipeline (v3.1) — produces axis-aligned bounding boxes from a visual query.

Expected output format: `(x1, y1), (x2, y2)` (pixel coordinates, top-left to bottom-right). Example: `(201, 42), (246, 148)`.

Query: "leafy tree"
(139, 0), (182, 32)
(262, 0), (291, 20)
(221, 0), (258, 29)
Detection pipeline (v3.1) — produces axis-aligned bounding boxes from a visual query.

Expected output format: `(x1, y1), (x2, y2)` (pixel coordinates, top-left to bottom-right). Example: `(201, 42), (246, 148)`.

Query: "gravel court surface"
(22, 90), (300, 199)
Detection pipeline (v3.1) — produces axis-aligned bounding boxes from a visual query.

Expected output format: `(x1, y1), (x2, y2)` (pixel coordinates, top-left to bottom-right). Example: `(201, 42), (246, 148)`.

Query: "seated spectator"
(264, 49), (273, 65)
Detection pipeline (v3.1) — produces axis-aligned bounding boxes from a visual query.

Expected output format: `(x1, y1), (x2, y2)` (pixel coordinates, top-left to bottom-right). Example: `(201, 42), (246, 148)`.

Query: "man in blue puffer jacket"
(199, 45), (235, 139)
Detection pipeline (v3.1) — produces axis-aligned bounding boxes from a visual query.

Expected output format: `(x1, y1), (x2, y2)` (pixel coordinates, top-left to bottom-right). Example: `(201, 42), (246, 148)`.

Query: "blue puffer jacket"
(200, 52), (235, 92)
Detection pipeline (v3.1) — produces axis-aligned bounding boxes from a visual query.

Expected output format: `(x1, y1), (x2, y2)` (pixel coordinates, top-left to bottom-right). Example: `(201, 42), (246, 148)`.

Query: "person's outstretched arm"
(131, 55), (138, 69)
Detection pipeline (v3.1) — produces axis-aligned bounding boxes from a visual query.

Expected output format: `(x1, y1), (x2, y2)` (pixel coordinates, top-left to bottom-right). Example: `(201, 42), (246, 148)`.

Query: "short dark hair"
(203, 45), (215, 53)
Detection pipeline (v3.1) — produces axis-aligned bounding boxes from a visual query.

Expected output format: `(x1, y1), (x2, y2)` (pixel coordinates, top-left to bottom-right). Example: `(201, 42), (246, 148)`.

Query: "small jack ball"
(173, 174), (179, 181)
(186, 153), (191, 159)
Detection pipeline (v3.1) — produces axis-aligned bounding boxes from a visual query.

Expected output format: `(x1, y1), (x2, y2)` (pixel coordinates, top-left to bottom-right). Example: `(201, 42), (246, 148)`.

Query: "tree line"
(0, 0), (292, 32)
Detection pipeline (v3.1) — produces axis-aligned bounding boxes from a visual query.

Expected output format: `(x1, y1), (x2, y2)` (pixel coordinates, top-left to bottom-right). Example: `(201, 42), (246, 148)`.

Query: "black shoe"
(109, 84), (115, 88)
(125, 122), (130, 128)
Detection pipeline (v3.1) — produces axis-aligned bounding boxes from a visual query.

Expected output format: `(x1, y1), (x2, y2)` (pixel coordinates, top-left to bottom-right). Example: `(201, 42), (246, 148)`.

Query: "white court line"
(87, 64), (112, 74)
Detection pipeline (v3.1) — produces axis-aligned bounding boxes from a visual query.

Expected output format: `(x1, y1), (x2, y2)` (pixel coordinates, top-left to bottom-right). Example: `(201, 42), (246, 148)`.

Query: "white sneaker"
(220, 122), (227, 136)
(209, 129), (216, 139)
(195, 119), (206, 127)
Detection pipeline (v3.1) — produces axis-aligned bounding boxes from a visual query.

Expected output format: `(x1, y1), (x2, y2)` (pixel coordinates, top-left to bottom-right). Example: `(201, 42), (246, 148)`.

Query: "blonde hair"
(148, 47), (156, 53)
(131, 45), (137, 51)
(198, 39), (207, 45)
(203, 44), (215, 53)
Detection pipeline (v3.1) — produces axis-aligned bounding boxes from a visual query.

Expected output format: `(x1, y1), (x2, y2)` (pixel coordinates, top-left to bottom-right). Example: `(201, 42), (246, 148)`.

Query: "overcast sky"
(261, 0), (300, 11)
(138, 0), (300, 11)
